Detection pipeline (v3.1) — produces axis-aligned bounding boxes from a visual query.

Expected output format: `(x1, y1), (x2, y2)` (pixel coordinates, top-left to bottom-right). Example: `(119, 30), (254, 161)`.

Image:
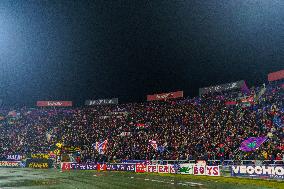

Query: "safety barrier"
(143, 160), (283, 166)
(61, 162), (221, 177)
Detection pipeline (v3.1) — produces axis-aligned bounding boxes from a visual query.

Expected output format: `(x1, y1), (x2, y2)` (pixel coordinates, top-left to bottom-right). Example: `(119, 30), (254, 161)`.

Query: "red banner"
(225, 101), (237, 106)
(61, 163), (71, 171)
(135, 164), (147, 173)
(147, 91), (183, 101)
(268, 70), (284, 82)
(97, 164), (107, 171)
(37, 101), (73, 107)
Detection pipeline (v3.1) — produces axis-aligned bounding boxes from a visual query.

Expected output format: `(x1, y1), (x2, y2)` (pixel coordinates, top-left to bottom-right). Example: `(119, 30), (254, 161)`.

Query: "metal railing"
(147, 159), (284, 165)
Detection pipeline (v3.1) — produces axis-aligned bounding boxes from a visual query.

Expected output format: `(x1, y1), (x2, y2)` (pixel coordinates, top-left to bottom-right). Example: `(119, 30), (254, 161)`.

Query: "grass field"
(0, 168), (282, 189)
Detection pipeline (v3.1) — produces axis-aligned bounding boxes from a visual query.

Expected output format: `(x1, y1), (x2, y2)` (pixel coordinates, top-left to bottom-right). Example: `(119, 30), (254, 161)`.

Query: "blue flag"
(273, 116), (282, 127)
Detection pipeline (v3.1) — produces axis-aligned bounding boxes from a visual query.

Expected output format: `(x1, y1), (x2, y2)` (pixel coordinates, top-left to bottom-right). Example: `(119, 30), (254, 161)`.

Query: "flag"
(241, 81), (250, 94)
(149, 140), (158, 150)
(193, 97), (201, 105)
(56, 142), (63, 148)
(93, 140), (108, 154)
(157, 146), (165, 153)
(120, 132), (132, 137)
(8, 111), (17, 117)
(136, 123), (145, 128)
(255, 86), (266, 101)
(46, 133), (52, 142)
(239, 137), (267, 152)
(273, 116), (282, 128)
(241, 96), (254, 107)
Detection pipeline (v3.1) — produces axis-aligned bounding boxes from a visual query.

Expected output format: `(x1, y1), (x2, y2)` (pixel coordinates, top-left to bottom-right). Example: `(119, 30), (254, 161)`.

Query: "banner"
(169, 165), (178, 174)
(158, 165), (169, 173)
(136, 164), (147, 173)
(31, 153), (50, 159)
(147, 91), (183, 101)
(147, 165), (158, 173)
(97, 164), (107, 171)
(178, 164), (193, 174)
(136, 123), (146, 128)
(120, 132), (132, 137)
(196, 160), (207, 166)
(239, 137), (267, 152)
(206, 166), (221, 176)
(106, 164), (136, 172)
(37, 101), (72, 107)
(231, 165), (284, 180)
(85, 98), (118, 106)
(199, 80), (247, 95)
(193, 165), (206, 175)
(61, 162), (71, 170)
(268, 70), (284, 82)
(63, 146), (81, 153)
(225, 101), (237, 106)
(0, 161), (21, 167)
(25, 158), (53, 169)
(144, 164), (220, 176)
(59, 162), (221, 177)
(6, 155), (23, 161)
(71, 163), (97, 170)
(28, 162), (49, 169)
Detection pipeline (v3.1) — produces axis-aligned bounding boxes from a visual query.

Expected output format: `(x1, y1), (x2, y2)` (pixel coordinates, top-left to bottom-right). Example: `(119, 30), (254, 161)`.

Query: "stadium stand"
(0, 83), (282, 165)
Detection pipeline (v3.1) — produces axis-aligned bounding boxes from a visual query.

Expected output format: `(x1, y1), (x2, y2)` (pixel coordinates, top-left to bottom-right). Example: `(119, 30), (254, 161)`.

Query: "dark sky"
(0, 0), (283, 106)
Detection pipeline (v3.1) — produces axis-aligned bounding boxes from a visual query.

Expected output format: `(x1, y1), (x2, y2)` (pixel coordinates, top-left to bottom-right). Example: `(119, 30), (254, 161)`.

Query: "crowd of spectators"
(0, 83), (282, 163)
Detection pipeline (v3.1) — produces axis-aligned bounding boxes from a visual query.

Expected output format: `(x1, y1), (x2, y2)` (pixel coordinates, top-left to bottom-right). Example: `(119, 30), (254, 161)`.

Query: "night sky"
(0, 0), (283, 106)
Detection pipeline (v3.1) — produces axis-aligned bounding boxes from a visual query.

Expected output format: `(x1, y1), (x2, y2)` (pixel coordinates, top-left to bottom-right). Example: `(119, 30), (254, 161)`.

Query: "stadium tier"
(0, 83), (282, 164)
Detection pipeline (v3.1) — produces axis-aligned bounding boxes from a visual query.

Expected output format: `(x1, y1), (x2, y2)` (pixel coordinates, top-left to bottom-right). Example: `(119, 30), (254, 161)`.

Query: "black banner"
(85, 98), (118, 106)
(199, 80), (247, 95)
(26, 158), (53, 169)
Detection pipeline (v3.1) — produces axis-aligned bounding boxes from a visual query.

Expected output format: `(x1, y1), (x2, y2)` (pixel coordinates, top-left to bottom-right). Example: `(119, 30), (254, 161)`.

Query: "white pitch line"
(185, 181), (203, 186)
(142, 177), (204, 187)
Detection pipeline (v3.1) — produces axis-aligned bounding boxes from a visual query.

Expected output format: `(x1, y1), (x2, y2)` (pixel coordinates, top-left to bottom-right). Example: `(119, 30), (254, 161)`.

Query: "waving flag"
(157, 146), (165, 153)
(149, 140), (158, 150)
(273, 116), (282, 128)
(56, 142), (63, 148)
(93, 140), (108, 154)
(241, 96), (254, 107)
(8, 111), (18, 117)
(240, 137), (267, 152)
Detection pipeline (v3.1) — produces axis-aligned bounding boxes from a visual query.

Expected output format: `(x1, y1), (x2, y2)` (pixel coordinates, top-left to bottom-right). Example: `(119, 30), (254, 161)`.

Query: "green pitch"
(0, 168), (282, 189)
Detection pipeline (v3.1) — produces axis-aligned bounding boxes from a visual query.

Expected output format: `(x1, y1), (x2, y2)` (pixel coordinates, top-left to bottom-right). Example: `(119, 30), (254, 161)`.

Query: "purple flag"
(239, 137), (267, 152)
(241, 81), (250, 94)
